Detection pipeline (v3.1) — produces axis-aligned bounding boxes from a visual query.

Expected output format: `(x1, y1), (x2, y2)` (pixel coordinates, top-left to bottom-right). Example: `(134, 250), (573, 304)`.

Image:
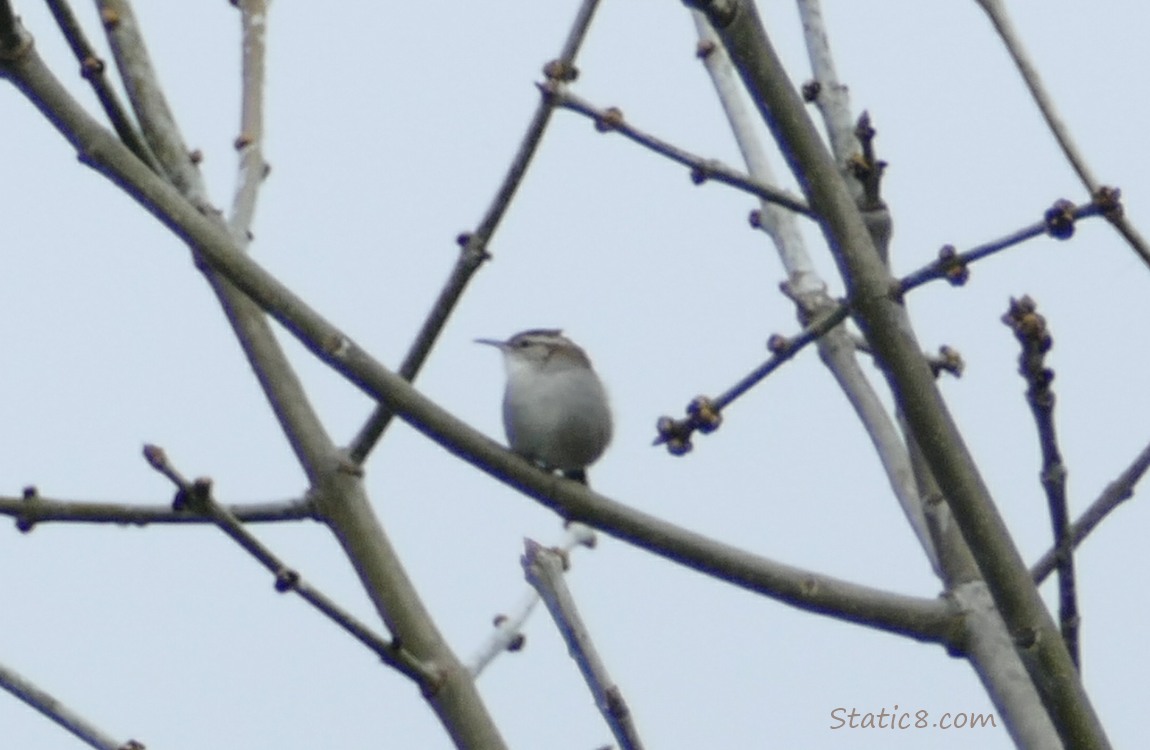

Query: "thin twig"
(95, 0), (199, 194)
(0, 659), (136, 750)
(654, 302), (848, 453)
(898, 199), (1103, 294)
(43, 0), (159, 169)
(467, 523), (597, 677)
(692, 14), (818, 283)
(346, 0), (604, 464)
(1033, 439), (1150, 585)
(97, 0), (336, 485)
(691, 11), (940, 568)
(228, 0), (268, 239)
(140, 445), (435, 686)
(1002, 297), (1079, 668)
(794, 0), (857, 167)
(796, 3), (899, 267)
(550, 85), (813, 217)
(523, 540), (645, 750)
(0, 492), (315, 530)
(975, 0), (1150, 271)
(655, 197), (1105, 453)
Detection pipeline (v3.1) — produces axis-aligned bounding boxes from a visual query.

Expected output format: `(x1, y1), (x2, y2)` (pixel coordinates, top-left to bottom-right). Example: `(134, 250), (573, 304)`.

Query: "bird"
(476, 329), (612, 484)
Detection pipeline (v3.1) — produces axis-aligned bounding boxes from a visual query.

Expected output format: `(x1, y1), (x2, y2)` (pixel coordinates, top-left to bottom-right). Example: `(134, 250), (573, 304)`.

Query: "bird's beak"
(474, 338), (505, 349)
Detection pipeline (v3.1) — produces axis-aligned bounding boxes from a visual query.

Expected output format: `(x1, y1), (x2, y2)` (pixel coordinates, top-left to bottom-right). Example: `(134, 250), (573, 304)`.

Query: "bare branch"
(686, 0), (1106, 743)
(1002, 298), (1079, 667)
(99, 0), (344, 485)
(654, 302), (849, 454)
(794, 0), (857, 167)
(974, 0), (1150, 271)
(0, 493), (315, 529)
(95, 0), (198, 194)
(228, 0), (269, 238)
(44, 0), (158, 169)
(346, 0), (605, 464)
(692, 13), (818, 283)
(692, 12), (934, 571)
(549, 85), (813, 216)
(141, 445), (435, 687)
(0, 659), (136, 750)
(1033, 440), (1150, 585)
(468, 523), (597, 677)
(523, 540), (645, 750)
(651, 193), (1102, 453)
(898, 199), (1104, 293)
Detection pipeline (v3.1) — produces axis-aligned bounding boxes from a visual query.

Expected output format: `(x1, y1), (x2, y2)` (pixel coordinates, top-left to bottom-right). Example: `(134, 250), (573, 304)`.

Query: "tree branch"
(1032, 439), (1150, 585)
(898, 199), (1104, 293)
(651, 196), (1102, 454)
(0, 492), (315, 529)
(549, 84), (813, 216)
(228, 0), (269, 237)
(142, 445), (434, 686)
(346, 0), (605, 464)
(0, 659), (137, 750)
(44, 0), (158, 169)
(3, 15), (508, 747)
(685, 0), (1107, 744)
(692, 12), (933, 570)
(467, 523), (597, 677)
(1003, 297), (1079, 667)
(96, 0), (335, 483)
(523, 540), (645, 750)
(974, 0), (1150, 271)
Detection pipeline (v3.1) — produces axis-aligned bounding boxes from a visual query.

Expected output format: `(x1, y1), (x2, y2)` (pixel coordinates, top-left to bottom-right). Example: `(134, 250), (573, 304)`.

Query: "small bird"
(476, 329), (612, 483)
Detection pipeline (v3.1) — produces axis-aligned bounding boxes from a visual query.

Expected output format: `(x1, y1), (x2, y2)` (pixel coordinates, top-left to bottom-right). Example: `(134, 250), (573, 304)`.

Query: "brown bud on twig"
(1044, 199), (1077, 240)
(594, 107), (624, 133)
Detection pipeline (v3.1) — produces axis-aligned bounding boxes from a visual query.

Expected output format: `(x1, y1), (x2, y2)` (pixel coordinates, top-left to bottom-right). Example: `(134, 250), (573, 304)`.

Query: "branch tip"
(142, 444), (168, 472)
(1092, 185), (1123, 220)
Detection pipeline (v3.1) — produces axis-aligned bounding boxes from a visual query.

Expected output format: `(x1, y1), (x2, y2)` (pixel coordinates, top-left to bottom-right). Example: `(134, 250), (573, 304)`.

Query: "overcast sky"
(2, 2), (1148, 748)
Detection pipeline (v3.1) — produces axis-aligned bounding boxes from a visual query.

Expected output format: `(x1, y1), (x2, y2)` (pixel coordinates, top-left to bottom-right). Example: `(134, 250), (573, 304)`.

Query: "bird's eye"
(514, 339), (531, 348)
